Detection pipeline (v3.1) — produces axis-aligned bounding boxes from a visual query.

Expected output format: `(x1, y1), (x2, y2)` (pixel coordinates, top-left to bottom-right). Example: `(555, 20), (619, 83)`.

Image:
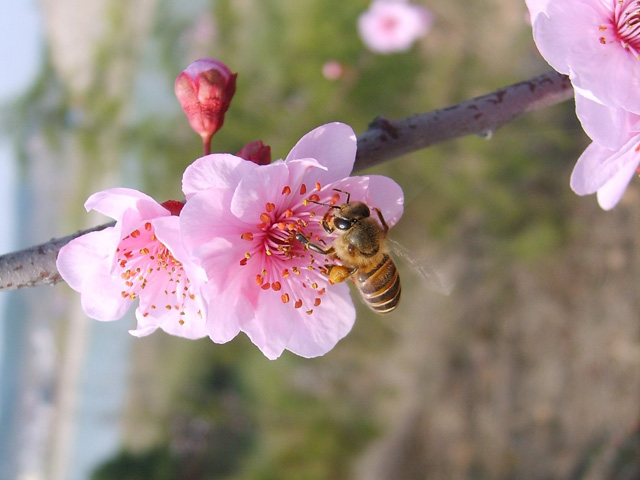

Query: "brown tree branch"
(354, 70), (572, 170)
(0, 70), (573, 291)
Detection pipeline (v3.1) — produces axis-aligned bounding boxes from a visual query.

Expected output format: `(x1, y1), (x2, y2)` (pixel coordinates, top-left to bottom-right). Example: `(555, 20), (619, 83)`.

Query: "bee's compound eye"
(334, 218), (352, 231)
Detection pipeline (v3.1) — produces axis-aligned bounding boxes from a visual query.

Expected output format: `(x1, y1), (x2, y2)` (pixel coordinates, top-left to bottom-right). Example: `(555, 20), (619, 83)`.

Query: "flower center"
(381, 16), (400, 33)
(238, 182), (338, 315)
(117, 222), (197, 323)
(604, 0), (640, 55)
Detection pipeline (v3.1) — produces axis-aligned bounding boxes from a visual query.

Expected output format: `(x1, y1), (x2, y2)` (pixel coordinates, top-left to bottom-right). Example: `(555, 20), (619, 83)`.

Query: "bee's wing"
(387, 238), (454, 296)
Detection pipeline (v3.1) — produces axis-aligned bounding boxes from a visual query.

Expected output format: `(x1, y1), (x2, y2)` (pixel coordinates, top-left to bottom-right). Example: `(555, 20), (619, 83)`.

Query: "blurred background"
(2, 0), (640, 479)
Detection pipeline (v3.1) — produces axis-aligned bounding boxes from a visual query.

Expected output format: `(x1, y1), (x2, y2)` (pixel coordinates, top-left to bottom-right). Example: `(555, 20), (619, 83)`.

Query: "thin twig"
(0, 70), (573, 291)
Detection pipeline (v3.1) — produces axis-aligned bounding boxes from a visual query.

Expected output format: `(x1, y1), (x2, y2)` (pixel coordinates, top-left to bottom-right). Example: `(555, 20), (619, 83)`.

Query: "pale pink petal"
(285, 122), (357, 186)
(286, 282), (355, 358)
(85, 187), (169, 221)
(362, 174), (404, 226)
(230, 161), (290, 222)
(242, 295), (296, 360)
(201, 282), (246, 344)
(597, 149), (640, 210)
(529, 0), (604, 75)
(182, 153), (257, 198)
(57, 230), (132, 321)
(525, 0), (551, 20)
(143, 216), (209, 339)
(530, 0), (640, 114)
(153, 215), (208, 287)
(574, 94), (633, 148)
(569, 31), (640, 114)
(179, 188), (248, 289)
(571, 135), (640, 195)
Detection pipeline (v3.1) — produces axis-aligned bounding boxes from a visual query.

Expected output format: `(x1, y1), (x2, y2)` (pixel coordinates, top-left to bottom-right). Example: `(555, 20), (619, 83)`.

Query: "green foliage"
(91, 447), (178, 480)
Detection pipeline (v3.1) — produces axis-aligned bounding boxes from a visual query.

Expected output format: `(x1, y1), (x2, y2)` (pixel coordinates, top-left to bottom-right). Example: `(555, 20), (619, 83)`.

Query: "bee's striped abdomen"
(357, 254), (401, 313)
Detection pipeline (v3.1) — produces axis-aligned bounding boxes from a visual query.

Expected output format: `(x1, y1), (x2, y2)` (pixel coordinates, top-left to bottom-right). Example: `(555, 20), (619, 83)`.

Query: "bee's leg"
(325, 264), (357, 284)
(295, 233), (334, 255)
(372, 207), (389, 235)
(320, 212), (334, 234)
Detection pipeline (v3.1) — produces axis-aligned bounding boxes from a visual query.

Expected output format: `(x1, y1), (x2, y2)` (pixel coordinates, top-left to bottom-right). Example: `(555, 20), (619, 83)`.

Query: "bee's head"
(333, 202), (370, 231)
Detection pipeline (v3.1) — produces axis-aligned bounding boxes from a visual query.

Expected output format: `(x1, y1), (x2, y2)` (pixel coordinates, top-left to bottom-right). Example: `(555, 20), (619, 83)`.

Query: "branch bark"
(354, 70), (573, 170)
(0, 70), (573, 291)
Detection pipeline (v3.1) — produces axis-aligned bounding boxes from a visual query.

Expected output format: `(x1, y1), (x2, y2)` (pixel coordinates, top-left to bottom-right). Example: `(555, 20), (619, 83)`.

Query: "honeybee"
(295, 189), (401, 313)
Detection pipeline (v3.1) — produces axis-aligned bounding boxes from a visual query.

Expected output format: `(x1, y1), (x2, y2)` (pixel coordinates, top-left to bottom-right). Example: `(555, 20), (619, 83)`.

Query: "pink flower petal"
(182, 153), (257, 198)
(596, 149), (640, 209)
(241, 296), (296, 360)
(286, 282), (355, 358)
(285, 122), (357, 186)
(362, 174), (405, 226)
(574, 94), (635, 148)
(86, 187), (169, 222)
(57, 229), (133, 321)
(529, 0), (640, 114)
(571, 135), (640, 195)
(230, 161), (291, 222)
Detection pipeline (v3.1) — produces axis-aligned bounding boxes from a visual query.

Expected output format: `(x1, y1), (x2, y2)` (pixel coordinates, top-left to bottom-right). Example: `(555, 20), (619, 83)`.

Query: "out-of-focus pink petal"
(358, 0), (433, 54)
(285, 122), (356, 186)
(286, 282), (355, 358)
(182, 153), (257, 198)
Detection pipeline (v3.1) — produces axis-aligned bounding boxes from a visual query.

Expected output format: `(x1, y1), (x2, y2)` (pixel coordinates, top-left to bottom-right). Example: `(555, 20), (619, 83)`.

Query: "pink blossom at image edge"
(526, 0), (640, 209)
(358, 0), (434, 54)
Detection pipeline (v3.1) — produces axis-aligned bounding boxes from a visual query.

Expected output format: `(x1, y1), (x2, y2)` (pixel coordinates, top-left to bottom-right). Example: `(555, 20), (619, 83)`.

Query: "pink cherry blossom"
(526, 0), (640, 114)
(358, 0), (434, 54)
(180, 122), (404, 359)
(56, 188), (209, 339)
(570, 96), (640, 209)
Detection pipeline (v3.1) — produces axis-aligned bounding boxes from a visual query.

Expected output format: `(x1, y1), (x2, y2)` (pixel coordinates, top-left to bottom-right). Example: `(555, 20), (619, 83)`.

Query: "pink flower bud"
(236, 140), (271, 166)
(174, 58), (238, 153)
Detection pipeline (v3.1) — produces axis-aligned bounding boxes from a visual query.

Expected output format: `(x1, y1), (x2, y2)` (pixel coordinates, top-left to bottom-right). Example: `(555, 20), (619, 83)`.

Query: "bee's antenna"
(332, 188), (350, 204)
(308, 199), (336, 209)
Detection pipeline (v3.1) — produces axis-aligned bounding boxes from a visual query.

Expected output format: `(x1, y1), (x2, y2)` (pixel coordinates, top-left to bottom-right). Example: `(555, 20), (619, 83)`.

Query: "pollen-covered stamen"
(116, 224), (198, 323)
(612, 0), (640, 54)
(240, 187), (342, 316)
